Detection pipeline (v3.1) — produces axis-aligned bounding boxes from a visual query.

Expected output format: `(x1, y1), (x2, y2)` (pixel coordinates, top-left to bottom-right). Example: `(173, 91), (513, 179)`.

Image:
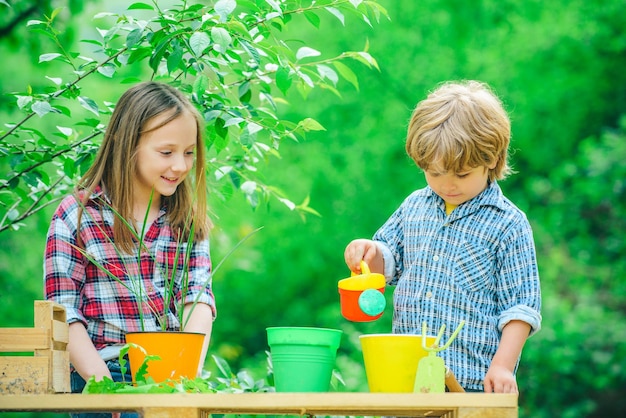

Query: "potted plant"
(69, 191), (258, 384)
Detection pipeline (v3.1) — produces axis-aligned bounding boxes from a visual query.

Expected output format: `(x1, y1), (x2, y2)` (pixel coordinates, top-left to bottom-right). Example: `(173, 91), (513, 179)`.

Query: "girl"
(44, 82), (216, 417)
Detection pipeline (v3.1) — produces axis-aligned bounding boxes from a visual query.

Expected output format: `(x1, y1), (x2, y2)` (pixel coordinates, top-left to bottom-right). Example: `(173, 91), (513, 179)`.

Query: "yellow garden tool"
(413, 320), (465, 393)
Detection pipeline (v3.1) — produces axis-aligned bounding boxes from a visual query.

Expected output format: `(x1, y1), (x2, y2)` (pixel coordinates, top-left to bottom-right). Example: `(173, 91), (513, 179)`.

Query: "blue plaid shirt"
(373, 181), (541, 391)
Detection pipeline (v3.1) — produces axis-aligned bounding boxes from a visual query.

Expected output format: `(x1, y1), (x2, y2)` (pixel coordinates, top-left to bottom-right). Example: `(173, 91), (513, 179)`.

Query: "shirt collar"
(83, 185), (167, 221)
(427, 181), (508, 216)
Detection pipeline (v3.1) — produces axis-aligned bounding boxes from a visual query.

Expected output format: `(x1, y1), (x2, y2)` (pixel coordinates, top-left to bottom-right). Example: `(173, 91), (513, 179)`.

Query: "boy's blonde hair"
(406, 80), (512, 182)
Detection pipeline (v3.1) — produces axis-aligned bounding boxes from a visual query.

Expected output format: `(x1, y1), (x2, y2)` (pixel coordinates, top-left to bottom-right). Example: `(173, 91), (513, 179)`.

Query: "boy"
(344, 80), (542, 393)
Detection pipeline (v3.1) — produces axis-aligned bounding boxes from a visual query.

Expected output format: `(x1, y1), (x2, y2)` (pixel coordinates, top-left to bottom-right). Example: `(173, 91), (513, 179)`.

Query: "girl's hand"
(344, 239), (384, 274)
(483, 364), (518, 393)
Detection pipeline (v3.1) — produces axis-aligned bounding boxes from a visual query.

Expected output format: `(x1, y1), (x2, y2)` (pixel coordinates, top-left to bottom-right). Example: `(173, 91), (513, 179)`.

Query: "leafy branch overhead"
(0, 0), (387, 233)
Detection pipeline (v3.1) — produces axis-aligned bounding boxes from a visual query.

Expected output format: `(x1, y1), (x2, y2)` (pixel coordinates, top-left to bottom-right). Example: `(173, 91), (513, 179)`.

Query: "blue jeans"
(70, 358), (138, 418)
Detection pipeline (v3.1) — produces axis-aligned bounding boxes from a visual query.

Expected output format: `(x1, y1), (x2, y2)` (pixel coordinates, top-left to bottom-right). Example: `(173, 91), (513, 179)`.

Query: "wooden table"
(0, 392), (517, 417)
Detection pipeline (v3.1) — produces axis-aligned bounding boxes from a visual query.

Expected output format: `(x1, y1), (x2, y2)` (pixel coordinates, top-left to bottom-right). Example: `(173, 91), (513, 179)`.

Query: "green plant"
(82, 351), (275, 394)
(68, 190), (260, 331)
(82, 348), (347, 395)
(0, 0), (387, 233)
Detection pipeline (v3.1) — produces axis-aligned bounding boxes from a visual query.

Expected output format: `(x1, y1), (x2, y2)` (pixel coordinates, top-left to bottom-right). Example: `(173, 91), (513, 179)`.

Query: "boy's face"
(424, 165), (493, 206)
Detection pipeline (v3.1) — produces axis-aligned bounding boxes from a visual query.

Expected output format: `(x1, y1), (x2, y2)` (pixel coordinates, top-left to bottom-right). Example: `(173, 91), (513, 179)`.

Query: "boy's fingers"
(483, 378), (493, 393)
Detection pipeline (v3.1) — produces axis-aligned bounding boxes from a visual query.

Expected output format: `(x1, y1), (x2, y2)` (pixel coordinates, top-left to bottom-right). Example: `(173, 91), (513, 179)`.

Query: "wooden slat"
(51, 319), (69, 348)
(34, 300), (66, 326)
(51, 350), (71, 393)
(0, 300), (70, 394)
(0, 393), (518, 417)
(143, 407), (201, 418)
(0, 328), (49, 351)
(0, 356), (49, 394)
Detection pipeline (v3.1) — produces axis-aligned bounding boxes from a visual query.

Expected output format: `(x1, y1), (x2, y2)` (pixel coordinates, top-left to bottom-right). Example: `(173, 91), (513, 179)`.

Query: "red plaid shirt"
(44, 187), (216, 350)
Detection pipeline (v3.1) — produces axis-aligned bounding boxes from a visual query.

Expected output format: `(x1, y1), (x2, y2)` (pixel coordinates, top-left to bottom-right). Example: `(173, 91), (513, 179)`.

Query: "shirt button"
(426, 291), (433, 298)
(433, 255), (440, 261)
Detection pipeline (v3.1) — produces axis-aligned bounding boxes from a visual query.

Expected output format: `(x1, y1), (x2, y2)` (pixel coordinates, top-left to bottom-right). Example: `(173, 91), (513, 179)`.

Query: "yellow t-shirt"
(445, 202), (457, 215)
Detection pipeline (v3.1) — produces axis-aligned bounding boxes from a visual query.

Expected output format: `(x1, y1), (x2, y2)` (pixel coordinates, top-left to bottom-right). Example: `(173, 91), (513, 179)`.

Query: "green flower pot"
(266, 327), (342, 392)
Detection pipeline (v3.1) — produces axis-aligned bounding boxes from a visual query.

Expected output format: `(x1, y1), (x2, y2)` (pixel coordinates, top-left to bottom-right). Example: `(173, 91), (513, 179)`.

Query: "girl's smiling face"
(424, 164), (493, 206)
(133, 110), (197, 207)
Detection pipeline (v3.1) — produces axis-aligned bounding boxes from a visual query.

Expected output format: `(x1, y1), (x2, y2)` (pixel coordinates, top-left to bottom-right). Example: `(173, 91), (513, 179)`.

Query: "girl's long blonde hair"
(78, 81), (210, 252)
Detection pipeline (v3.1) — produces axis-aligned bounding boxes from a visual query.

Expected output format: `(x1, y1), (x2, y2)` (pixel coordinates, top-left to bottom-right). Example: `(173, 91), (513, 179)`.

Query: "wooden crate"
(0, 300), (70, 394)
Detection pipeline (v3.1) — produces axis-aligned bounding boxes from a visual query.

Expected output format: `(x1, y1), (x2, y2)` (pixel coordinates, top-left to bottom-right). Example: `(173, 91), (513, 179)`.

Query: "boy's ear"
(488, 160), (498, 169)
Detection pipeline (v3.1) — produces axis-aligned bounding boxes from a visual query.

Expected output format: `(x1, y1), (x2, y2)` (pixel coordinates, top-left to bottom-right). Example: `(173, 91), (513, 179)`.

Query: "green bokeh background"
(1, 1), (625, 417)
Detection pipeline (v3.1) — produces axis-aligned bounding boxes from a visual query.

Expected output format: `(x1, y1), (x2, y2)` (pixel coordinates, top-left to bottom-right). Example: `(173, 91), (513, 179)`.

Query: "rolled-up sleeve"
(496, 218), (542, 336)
(44, 197), (88, 326)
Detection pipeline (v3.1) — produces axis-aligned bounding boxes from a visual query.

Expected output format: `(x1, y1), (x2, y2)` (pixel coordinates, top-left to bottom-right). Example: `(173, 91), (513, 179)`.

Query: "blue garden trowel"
(413, 320), (465, 393)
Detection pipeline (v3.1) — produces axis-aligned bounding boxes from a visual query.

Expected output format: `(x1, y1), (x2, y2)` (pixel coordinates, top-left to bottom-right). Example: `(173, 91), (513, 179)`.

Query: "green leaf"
(238, 81), (251, 103)
(239, 128), (255, 147)
(246, 122), (263, 135)
(50, 7), (62, 21)
(56, 126), (73, 137)
(39, 53), (62, 63)
(214, 0), (236, 22)
(296, 46), (321, 61)
(78, 96), (100, 116)
(333, 61), (359, 91)
(16, 96), (33, 109)
(127, 47), (152, 64)
(325, 7), (345, 25)
(223, 117), (244, 128)
(32, 101), (54, 117)
(149, 39), (171, 72)
(316, 64), (338, 85)
(353, 50), (380, 70)
(303, 11), (320, 28)
(46, 76), (63, 86)
(127, 2), (154, 10)
(193, 75), (209, 100)
(189, 31), (211, 56)
(97, 63), (116, 78)
(298, 118), (326, 132)
(238, 39), (260, 65)
(214, 117), (228, 139)
(212, 354), (233, 378)
(208, 123), (229, 154)
(7, 209), (19, 222)
(23, 171), (42, 187)
(167, 44), (183, 73)
(276, 66), (292, 95)
(83, 376), (120, 394)
(265, 0), (282, 14)
(211, 27), (232, 53)
(278, 197), (296, 211)
(126, 28), (143, 48)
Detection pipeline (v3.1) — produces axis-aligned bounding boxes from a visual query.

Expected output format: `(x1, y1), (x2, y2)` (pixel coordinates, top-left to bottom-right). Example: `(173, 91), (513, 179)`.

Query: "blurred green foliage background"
(1, 0), (625, 417)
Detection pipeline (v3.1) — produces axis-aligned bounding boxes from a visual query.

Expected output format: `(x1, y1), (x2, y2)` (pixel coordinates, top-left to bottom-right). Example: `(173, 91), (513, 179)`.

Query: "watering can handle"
(351, 260), (371, 276)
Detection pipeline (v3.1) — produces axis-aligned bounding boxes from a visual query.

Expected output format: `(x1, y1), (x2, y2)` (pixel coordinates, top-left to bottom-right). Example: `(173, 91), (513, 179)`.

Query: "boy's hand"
(344, 239), (384, 274)
(483, 364), (518, 393)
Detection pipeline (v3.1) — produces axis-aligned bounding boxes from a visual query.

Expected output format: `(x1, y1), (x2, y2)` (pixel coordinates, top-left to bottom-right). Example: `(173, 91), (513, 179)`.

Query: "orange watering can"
(338, 261), (386, 322)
